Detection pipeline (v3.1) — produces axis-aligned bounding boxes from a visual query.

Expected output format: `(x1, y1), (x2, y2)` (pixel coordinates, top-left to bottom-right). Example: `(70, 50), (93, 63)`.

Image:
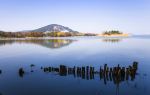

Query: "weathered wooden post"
(77, 67), (79, 77)
(99, 66), (103, 80)
(133, 61), (138, 70)
(52, 67), (54, 72)
(48, 67), (52, 72)
(86, 66), (89, 80)
(117, 64), (120, 70)
(93, 67), (95, 73)
(43, 67), (47, 72)
(73, 66), (76, 77)
(19, 68), (25, 77)
(92, 67), (95, 79)
(126, 68), (129, 80)
(30, 64), (35, 72)
(82, 67), (85, 79)
(89, 66), (94, 79)
(129, 65), (135, 81)
(121, 67), (125, 81)
(90, 66), (94, 74)
(79, 67), (82, 77)
(68, 67), (73, 74)
(82, 67), (85, 73)
(106, 67), (109, 81)
(109, 68), (112, 81)
(59, 65), (67, 76)
(43, 67), (46, 72)
(104, 64), (107, 73)
(113, 67), (117, 76)
(117, 68), (121, 81)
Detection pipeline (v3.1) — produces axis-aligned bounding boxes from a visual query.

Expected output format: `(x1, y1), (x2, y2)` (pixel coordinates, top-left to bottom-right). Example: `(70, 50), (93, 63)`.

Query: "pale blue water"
(0, 36), (150, 95)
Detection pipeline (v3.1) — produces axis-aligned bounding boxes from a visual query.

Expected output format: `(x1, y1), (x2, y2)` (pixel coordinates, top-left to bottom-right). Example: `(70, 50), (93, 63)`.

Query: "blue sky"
(0, 0), (150, 34)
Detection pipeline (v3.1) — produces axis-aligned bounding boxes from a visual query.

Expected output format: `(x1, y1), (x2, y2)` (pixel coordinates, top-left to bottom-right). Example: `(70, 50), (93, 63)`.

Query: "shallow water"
(0, 36), (150, 95)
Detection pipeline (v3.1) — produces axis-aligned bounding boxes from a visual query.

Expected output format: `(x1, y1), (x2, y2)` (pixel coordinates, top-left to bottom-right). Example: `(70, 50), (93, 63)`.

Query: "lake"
(0, 36), (150, 95)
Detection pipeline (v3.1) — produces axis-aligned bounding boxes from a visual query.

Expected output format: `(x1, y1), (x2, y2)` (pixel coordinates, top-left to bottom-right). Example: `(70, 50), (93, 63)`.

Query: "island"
(98, 30), (129, 37)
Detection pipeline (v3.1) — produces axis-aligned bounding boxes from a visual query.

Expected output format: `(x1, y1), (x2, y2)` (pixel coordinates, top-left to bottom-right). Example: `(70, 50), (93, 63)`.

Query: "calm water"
(0, 36), (150, 95)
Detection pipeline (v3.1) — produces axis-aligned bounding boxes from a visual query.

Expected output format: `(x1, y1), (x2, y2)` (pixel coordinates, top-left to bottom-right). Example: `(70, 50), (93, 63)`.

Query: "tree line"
(0, 31), (97, 38)
(0, 31), (44, 38)
(0, 31), (78, 38)
(103, 30), (123, 35)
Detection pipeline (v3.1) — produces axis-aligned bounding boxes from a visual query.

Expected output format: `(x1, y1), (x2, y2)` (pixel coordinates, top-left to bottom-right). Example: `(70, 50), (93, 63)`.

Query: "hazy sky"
(0, 0), (150, 34)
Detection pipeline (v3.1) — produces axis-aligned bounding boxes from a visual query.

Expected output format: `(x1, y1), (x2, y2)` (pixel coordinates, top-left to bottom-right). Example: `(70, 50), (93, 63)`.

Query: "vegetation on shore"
(0, 31), (96, 38)
(0, 30), (128, 38)
(102, 30), (123, 35)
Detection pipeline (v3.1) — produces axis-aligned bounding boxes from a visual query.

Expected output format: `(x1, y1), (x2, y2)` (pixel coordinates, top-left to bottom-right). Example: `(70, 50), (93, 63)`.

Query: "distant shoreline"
(98, 33), (130, 37)
(0, 37), (72, 40)
(0, 36), (97, 40)
(0, 34), (131, 40)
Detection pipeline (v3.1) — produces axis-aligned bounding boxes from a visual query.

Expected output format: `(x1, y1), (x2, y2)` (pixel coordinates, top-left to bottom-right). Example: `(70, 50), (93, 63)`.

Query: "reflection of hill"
(0, 39), (74, 49)
(102, 38), (122, 43)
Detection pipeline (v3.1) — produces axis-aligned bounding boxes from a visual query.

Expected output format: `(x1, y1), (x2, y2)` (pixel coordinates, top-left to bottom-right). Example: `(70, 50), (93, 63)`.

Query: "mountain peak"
(31, 24), (77, 33)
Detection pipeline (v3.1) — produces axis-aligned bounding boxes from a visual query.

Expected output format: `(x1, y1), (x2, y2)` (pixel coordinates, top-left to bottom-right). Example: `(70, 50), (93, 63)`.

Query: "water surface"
(0, 37), (150, 95)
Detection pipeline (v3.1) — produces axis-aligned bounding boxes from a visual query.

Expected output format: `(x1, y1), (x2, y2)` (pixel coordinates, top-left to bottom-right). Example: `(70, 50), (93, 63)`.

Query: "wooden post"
(59, 65), (67, 76)
(18, 68), (25, 77)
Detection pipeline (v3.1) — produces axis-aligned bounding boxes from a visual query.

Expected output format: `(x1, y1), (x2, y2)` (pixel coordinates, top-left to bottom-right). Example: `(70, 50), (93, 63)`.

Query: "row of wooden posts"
(41, 61), (138, 82)
(9, 61), (138, 83)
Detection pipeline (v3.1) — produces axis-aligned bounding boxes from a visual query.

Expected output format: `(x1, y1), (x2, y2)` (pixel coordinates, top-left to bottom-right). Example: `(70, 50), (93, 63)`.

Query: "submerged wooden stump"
(18, 68), (25, 77)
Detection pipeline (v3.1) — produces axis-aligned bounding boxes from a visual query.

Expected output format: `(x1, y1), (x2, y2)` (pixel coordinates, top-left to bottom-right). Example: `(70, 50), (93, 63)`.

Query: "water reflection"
(1, 37), (150, 95)
(102, 38), (122, 43)
(0, 39), (74, 49)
